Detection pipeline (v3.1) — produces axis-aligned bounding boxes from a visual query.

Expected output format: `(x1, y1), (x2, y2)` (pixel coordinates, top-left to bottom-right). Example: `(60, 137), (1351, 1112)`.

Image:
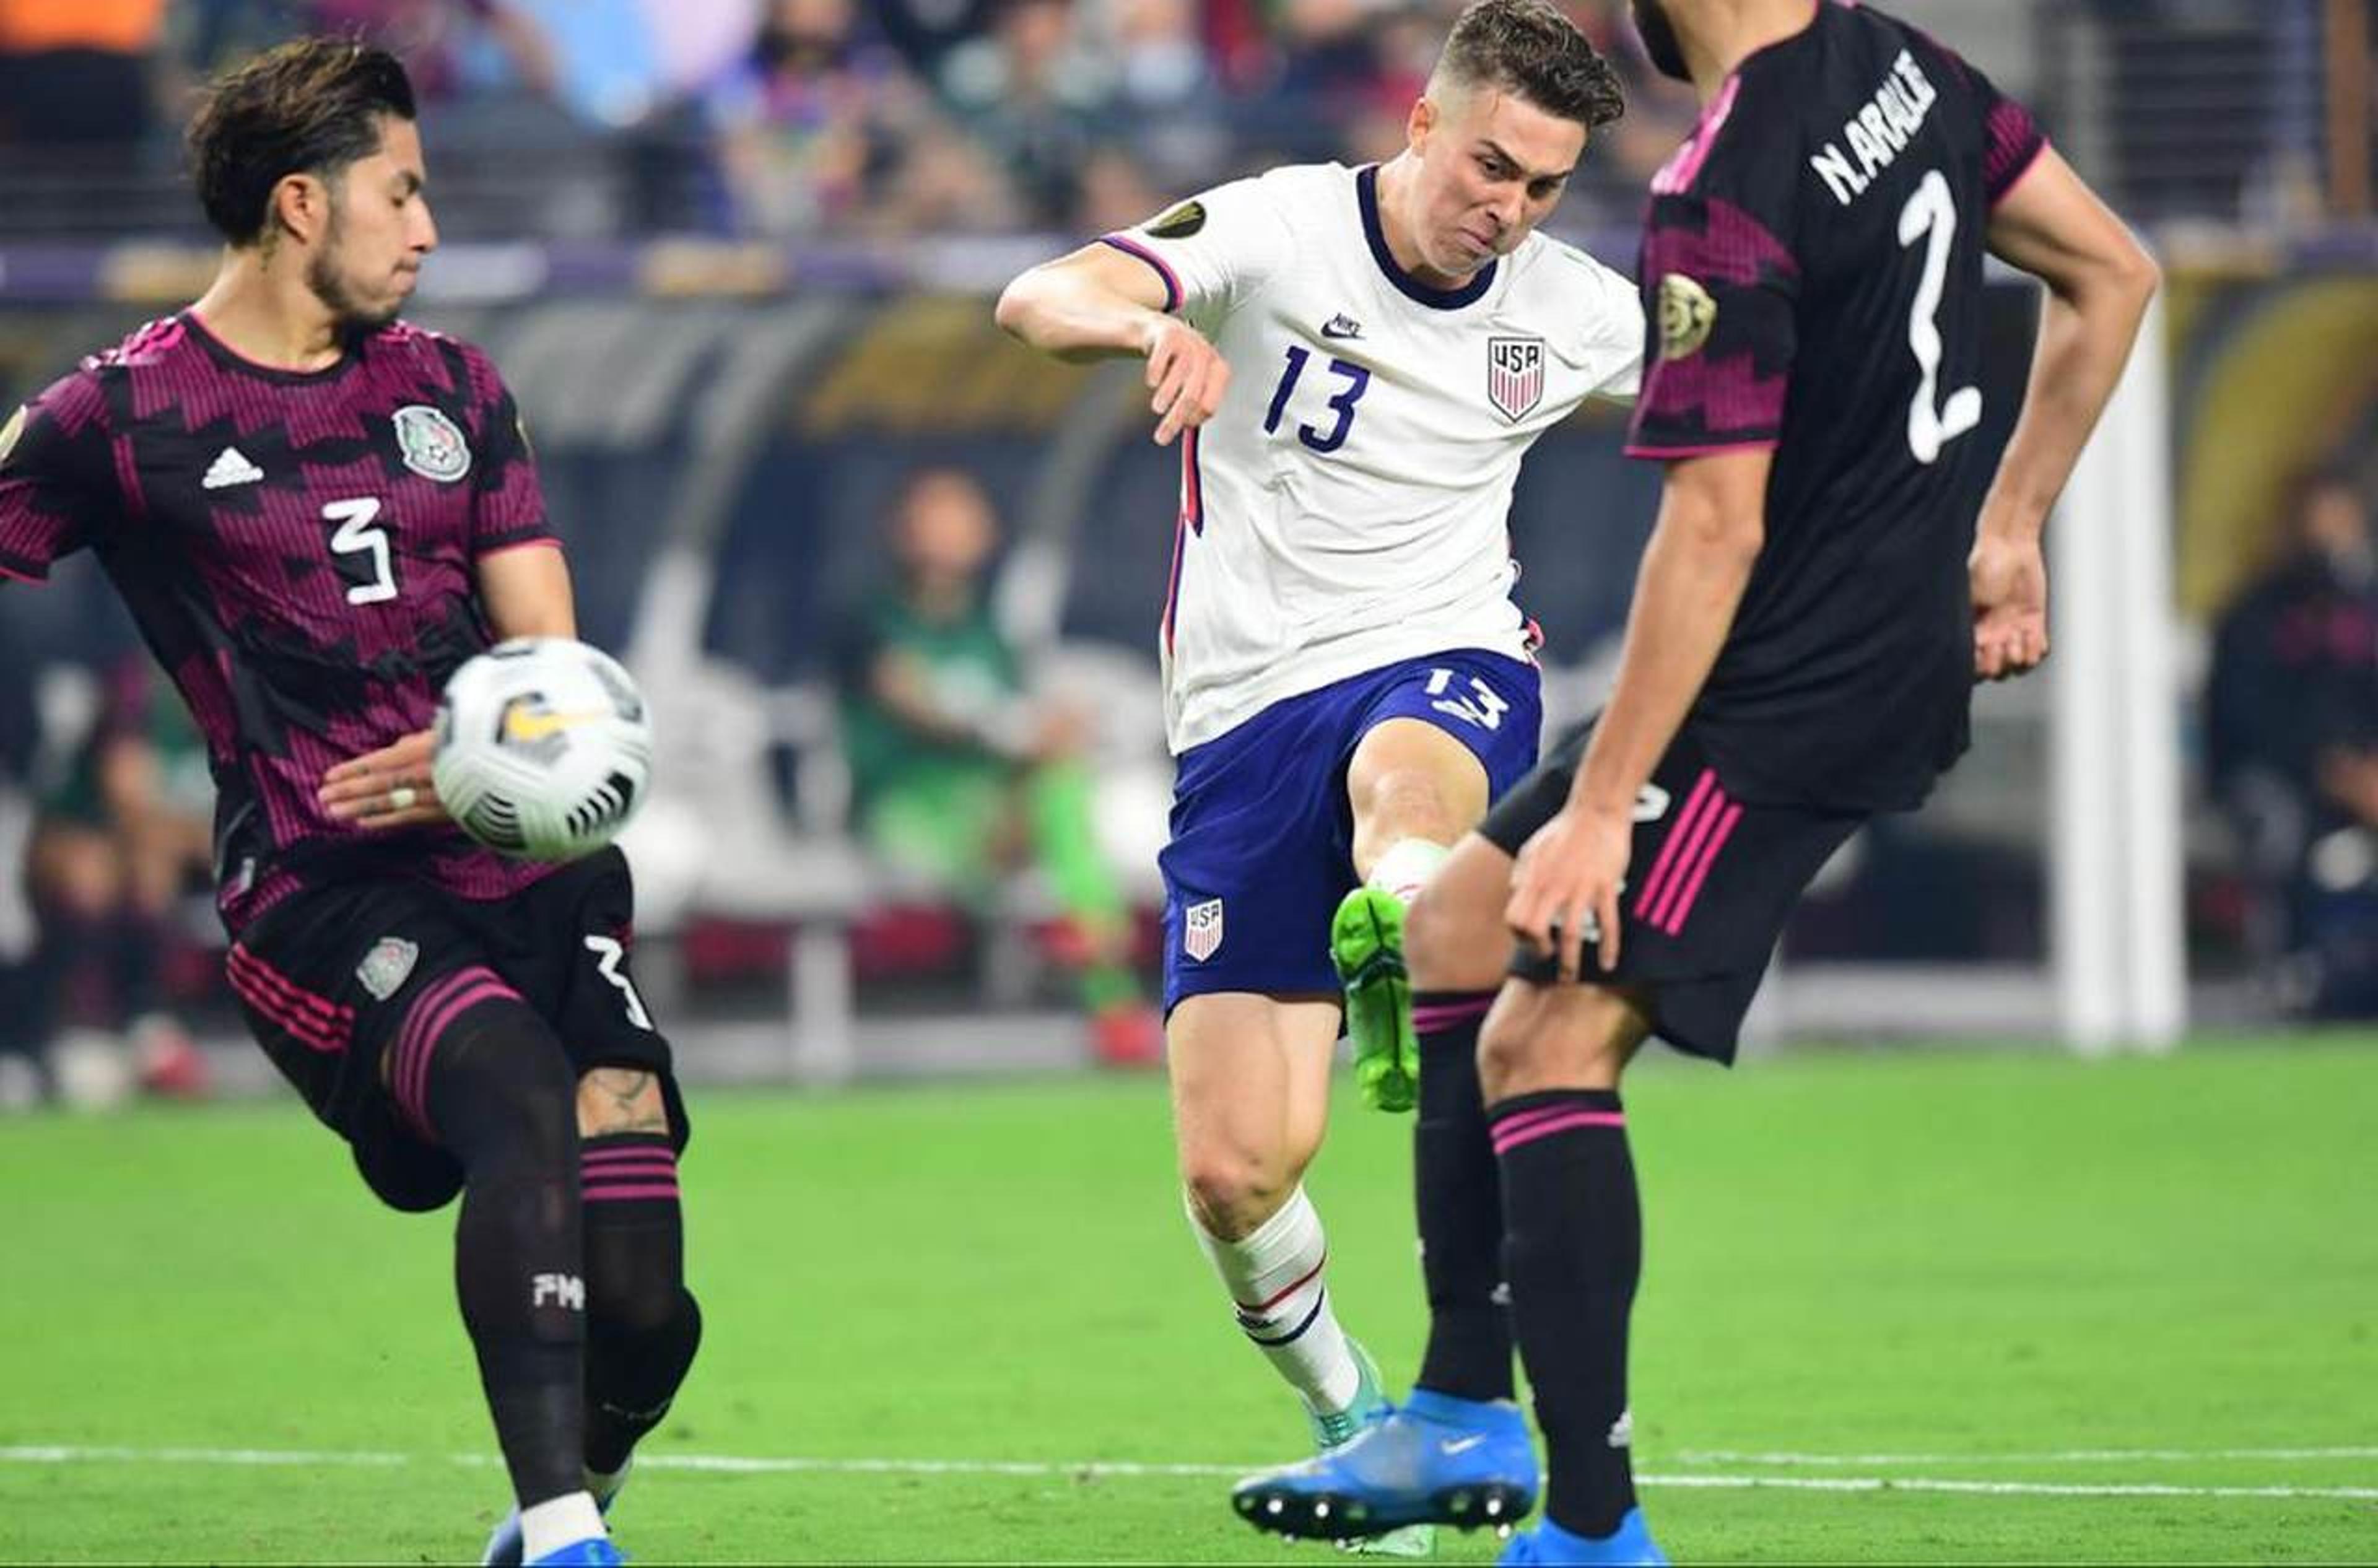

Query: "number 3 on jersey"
(1426, 667), (1509, 731)
(1896, 170), (1982, 464)
(322, 497), (397, 606)
(1263, 345), (1371, 453)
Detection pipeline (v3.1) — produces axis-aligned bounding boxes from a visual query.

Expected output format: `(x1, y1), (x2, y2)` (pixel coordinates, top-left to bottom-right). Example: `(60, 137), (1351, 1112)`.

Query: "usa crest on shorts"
(1487, 336), (1545, 423)
(1183, 897), (1225, 962)
(394, 404), (471, 482)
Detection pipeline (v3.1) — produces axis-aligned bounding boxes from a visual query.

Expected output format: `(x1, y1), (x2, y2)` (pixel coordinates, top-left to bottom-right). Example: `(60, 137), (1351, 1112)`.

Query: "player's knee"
(1476, 984), (1633, 1100)
(1405, 876), (1498, 989)
(1180, 1141), (1297, 1239)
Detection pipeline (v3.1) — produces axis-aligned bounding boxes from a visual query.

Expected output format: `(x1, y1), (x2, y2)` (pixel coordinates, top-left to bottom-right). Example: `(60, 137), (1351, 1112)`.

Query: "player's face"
(308, 116), (437, 331)
(1408, 85), (1585, 281)
(1629, 0), (1693, 82)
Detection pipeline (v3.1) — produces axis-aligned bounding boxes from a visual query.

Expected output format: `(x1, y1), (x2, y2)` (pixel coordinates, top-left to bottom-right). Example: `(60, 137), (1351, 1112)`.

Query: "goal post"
(2050, 285), (2187, 1053)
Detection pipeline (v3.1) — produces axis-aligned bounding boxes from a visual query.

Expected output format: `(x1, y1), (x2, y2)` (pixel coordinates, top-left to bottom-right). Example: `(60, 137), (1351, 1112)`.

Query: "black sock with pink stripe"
(581, 1134), (703, 1475)
(415, 988), (587, 1509)
(1490, 1088), (1640, 1538)
(1411, 991), (1512, 1401)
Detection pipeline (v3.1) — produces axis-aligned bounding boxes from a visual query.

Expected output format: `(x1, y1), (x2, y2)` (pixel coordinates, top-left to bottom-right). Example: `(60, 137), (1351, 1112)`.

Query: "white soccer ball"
(432, 637), (653, 863)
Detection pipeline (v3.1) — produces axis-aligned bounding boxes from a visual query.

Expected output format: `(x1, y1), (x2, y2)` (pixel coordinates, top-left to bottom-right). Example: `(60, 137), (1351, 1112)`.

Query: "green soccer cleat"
(1333, 887), (1418, 1113)
(1302, 1339), (1437, 1557)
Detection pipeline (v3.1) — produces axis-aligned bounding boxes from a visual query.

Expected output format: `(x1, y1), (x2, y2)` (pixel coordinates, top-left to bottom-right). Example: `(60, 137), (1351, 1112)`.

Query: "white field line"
(1676, 1447), (2378, 1467)
(0, 1445), (2372, 1503)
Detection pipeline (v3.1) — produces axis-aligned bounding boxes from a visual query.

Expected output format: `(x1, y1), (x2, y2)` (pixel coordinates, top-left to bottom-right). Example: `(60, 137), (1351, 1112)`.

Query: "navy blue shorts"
(1160, 650), (1543, 1013)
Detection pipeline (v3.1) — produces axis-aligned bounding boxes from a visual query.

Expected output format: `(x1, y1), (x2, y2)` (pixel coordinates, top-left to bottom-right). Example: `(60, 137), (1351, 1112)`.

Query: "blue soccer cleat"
(1496, 1509), (1667, 1566)
(525, 1538), (624, 1567)
(1234, 1387), (1538, 1542)
(483, 1468), (630, 1568)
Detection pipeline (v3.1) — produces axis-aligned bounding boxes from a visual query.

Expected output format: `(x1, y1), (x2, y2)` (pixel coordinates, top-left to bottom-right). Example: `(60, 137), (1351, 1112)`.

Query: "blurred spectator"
(2206, 468), (2378, 1015)
(712, 0), (969, 235)
(835, 469), (1161, 1065)
(20, 656), (215, 1099)
(939, 0), (1108, 227)
(0, 0), (165, 147)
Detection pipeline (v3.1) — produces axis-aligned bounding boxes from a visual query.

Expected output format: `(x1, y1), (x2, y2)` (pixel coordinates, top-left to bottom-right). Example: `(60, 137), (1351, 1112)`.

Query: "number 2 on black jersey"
(1896, 170), (1983, 464)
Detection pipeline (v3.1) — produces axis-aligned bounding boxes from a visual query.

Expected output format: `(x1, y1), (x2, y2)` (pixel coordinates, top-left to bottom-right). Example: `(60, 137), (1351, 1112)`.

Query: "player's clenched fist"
(1143, 315), (1229, 447)
(1968, 532), (2050, 681)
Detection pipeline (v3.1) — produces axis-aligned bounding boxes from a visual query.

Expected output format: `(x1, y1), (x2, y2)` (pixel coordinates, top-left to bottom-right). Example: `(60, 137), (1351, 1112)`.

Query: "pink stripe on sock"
(1492, 1109), (1626, 1156)
(582, 1161), (677, 1182)
(583, 1144), (673, 1161)
(1489, 1101), (1596, 1142)
(1412, 995), (1495, 1032)
(583, 1183), (681, 1203)
(391, 969), (481, 1135)
(1660, 801), (1744, 935)
(1634, 770), (1717, 921)
(394, 972), (517, 1139)
(1645, 780), (1731, 931)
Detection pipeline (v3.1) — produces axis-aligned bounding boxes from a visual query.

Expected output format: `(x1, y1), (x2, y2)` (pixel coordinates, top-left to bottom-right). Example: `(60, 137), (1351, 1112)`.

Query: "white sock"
(1190, 1185), (1361, 1415)
(585, 1458), (630, 1507)
(1367, 837), (1450, 907)
(520, 1491), (606, 1561)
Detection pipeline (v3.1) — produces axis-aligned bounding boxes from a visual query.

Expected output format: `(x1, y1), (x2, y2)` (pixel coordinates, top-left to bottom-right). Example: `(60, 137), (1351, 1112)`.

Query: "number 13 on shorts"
(1426, 667), (1510, 731)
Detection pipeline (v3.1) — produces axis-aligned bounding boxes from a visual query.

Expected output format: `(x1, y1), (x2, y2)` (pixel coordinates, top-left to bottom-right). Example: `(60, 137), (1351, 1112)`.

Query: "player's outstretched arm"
(1507, 450), (1771, 978)
(1971, 147), (2160, 680)
(995, 243), (1229, 446)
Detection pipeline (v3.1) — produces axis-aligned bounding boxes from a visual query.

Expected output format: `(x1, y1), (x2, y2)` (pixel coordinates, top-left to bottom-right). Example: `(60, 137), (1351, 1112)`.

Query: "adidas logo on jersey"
(201, 446), (264, 489)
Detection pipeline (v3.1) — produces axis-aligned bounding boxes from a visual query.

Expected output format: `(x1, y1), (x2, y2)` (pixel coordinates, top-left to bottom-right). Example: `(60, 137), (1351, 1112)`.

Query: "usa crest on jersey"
(1487, 336), (1546, 422)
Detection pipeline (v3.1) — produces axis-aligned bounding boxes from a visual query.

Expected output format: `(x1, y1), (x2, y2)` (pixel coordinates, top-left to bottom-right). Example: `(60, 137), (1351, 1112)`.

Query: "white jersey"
(1103, 161), (1642, 754)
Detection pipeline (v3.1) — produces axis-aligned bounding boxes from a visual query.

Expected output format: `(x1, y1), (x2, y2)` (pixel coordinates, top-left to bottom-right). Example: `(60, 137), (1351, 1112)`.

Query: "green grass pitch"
(2, 1037), (2372, 1563)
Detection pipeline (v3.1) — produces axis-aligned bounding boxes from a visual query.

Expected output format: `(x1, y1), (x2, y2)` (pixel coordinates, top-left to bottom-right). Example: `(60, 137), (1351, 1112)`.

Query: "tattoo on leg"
(581, 1068), (668, 1135)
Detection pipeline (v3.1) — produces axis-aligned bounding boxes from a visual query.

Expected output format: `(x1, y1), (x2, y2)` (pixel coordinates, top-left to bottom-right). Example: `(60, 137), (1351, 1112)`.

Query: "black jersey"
(1625, 0), (2046, 811)
(0, 312), (559, 933)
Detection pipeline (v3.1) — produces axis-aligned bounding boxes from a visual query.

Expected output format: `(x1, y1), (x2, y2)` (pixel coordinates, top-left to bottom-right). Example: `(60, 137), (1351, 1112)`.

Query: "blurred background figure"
(836, 468), (1162, 1066)
(16, 656), (215, 1103)
(2208, 467), (2378, 1017)
(0, 0), (166, 147)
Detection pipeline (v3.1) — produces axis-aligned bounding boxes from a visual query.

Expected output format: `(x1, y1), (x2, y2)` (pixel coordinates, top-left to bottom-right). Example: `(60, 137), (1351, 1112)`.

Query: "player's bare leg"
(1479, 979), (1663, 1561)
(1338, 719), (1493, 1111)
(1172, 991), (1433, 1552)
(484, 1070), (700, 1567)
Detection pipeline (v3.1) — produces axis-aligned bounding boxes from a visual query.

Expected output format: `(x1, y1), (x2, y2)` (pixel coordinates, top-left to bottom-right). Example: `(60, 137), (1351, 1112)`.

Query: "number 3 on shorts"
(1425, 667), (1509, 731)
(583, 934), (653, 1030)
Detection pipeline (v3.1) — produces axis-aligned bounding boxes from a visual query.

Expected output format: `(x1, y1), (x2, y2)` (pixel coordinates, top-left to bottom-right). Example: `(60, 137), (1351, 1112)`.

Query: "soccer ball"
(432, 637), (653, 862)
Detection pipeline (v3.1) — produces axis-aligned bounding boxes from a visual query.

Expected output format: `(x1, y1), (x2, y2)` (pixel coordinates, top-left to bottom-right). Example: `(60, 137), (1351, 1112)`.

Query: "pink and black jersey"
(1627, 1), (2047, 811)
(0, 311), (559, 931)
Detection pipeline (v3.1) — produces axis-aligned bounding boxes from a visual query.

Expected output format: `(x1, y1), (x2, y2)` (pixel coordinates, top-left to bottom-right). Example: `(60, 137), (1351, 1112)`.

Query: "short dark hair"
(187, 38), (417, 245)
(1435, 0), (1626, 131)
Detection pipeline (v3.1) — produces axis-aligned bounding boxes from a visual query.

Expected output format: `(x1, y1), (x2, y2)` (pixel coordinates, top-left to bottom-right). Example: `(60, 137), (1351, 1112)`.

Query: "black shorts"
(1480, 720), (1862, 1064)
(225, 847), (685, 1211)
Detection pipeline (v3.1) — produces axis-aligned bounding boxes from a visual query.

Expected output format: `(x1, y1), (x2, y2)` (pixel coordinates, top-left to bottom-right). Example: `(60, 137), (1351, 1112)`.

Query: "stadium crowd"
(0, 0), (1701, 238)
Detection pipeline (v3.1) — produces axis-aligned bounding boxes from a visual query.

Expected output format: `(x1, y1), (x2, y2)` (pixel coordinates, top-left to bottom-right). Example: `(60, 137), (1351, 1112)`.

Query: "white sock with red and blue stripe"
(1190, 1184), (1361, 1416)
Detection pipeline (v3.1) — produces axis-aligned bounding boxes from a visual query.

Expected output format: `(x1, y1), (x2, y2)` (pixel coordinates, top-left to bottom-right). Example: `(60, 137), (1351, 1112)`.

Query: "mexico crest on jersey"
(1487, 336), (1545, 422)
(1183, 898), (1224, 962)
(1658, 274), (1717, 361)
(355, 935), (420, 1001)
(394, 404), (471, 482)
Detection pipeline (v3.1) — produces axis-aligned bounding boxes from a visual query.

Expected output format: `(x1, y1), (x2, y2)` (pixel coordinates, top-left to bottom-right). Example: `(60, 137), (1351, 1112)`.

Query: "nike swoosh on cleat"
(1438, 1435), (1489, 1455)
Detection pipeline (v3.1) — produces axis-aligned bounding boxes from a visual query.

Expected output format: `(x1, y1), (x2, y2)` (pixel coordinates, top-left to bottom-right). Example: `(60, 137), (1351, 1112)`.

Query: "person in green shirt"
(837, 466), (1160, 1064)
